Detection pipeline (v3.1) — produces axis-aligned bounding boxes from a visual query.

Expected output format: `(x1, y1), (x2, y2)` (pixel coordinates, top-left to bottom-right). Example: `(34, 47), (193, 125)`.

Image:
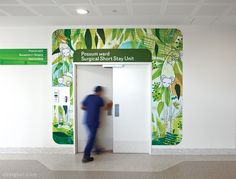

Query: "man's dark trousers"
(84, 124), (98, 158)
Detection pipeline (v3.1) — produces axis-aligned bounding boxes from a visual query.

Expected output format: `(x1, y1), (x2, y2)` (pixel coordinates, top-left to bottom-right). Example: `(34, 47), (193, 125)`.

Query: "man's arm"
(81, 105), (86, 110)
(81, 96), (88, 110)
(102, 101), (113, 110)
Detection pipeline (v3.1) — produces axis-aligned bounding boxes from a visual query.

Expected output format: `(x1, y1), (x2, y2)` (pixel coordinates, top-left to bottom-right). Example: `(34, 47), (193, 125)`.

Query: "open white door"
(76, 65), (113, 152)
(113, 64), (151, 153)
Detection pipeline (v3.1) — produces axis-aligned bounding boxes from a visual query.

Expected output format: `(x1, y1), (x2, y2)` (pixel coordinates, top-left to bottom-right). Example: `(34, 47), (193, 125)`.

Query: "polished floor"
(0, 153), (236, 178)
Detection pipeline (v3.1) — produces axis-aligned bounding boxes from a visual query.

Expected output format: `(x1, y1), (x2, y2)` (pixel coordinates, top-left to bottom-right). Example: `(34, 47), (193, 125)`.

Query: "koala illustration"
(57, 72), (72, 87)
(160, 75), (175, 88)
(59, 43), (72, 57)
(63, 72), (72, 87)
(58, 77), (64, 87)
(160, 60), (175, 88)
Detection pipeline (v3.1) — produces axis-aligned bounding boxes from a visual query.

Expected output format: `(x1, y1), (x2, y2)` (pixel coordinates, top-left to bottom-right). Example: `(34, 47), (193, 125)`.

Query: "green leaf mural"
(157, 102), (164, 116)
(175, 84), (181, 100)
(154, 43), (159, 57)
(136, 29), (144, 40)
(52, 28), (183, 145)
(52, 48), (60, 55)
(53, 62), (63, 74)
(85, 29), (92, 49)
(64, 29), (71, 39)
(95, 34), (98, 48)
(155, 29), (162, 42)
(164, 88), (171, 106)
(97, 29), (105, 44)
(111, 29), (116, 40)
(152, 68), (162, 80)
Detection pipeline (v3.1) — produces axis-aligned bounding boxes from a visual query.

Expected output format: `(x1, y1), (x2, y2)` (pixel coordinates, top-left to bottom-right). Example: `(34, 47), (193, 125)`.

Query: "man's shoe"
(82, 157), (94, 163)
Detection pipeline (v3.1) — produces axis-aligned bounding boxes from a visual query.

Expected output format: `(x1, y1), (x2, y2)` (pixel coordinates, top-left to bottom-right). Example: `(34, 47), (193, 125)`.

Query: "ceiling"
(0, 0), (236, 26)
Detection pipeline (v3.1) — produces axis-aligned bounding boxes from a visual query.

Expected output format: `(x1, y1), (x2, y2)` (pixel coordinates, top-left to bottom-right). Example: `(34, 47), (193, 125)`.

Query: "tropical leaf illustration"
(64, 29), (71, 39)
(112, 29), (117, 40)
(85, 29), (92, 49)
(152, 68), (162, 80)
(53, 62), (63, 73)
(97, 29), (105, 44)
(52, 28), (183, 145)
(52, 48), (60, 55)
(175, 84), (181, 100)
(154, 43), (159, 56)
(157, 102), (164, 116)
(164, 88), (171, 106)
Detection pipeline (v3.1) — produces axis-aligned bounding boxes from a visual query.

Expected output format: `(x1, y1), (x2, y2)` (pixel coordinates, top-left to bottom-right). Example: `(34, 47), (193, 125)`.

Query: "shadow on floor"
(0, 160), (236, 179)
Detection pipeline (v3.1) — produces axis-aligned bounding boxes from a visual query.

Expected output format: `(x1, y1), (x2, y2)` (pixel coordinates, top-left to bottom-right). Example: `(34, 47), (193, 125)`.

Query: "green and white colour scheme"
(52, 28), (183, 145)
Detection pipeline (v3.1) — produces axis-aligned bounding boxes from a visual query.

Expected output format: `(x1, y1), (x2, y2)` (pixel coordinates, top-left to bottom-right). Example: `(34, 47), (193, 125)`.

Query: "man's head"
(94, 86), (103, 96)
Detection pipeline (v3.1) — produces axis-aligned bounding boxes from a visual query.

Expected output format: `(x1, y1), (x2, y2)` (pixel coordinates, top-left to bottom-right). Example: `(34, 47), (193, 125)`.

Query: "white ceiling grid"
(0, 0), (235, 25)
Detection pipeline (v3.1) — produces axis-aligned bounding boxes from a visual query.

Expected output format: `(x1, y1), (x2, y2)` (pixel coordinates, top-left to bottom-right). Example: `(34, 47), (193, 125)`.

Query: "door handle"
(115, 104), (119, 117)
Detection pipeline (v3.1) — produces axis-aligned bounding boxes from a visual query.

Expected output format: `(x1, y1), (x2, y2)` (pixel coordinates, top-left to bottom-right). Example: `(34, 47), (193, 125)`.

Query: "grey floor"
(0, 153), (236, 179)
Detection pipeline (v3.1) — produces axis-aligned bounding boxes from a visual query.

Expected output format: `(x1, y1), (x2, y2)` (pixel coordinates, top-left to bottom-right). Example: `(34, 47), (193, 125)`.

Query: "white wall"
(0, 27), (67, 148)
(183, 27), (236, 149)
(0, 26), (236, 150)
(153, 26), (236, 150)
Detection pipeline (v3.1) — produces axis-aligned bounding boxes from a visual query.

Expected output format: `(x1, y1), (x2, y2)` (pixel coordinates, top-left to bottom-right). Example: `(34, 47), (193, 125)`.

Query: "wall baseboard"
(1, 147), (236, 155)
(0, 147), (74, 154)
(151, 148), (236, 155)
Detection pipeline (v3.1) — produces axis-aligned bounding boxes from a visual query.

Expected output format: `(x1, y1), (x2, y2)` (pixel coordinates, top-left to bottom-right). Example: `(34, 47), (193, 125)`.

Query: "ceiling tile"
(227, 7), (236, 16)
(214, 16), (236, 25)
(21, 0), (55, 4)
(30, 6), (66, 16)
(195, 5), (228, 16)
(0, 6), (36, 16)
(98, 5), (128, 15)
(0, 11), (7, 16)
(93, 0), (126, 4)
(204, 0), (235, 3)
(0, 0), (19, 4)
(133, 5), (161, 15)
(155, 16), (192, 25)
(165, 5), (196, 15)
(191, 16), (216, 25)
(131, 0), (162, 3)
(54, 0), (90, 4)
(63, 5), (97, 16)
(168, 0), (199, 3)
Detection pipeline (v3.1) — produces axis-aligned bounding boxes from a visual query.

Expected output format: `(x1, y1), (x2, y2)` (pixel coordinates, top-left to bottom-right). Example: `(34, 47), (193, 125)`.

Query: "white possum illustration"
(160, 60), (175, 88)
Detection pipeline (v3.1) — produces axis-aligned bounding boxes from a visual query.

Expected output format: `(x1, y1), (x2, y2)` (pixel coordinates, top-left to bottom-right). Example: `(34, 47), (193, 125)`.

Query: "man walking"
(81, 86), (112, 163)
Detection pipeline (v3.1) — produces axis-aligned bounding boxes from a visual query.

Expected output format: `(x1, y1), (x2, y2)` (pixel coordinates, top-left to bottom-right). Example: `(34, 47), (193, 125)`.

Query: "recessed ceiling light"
(76, 9), (89, 15)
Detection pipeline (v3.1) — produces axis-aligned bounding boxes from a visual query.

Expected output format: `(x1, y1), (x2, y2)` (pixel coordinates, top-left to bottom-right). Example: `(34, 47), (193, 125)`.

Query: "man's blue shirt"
(82, 94), (104, 128)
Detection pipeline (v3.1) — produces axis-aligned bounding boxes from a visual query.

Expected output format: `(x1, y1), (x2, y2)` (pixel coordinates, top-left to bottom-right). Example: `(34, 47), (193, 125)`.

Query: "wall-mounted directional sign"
(0, 49), (47, 65)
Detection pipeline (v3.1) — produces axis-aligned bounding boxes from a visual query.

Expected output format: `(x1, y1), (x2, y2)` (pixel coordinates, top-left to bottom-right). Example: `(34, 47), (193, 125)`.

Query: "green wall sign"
(73, 49), (152, 63)
(0, 49), (47, 65)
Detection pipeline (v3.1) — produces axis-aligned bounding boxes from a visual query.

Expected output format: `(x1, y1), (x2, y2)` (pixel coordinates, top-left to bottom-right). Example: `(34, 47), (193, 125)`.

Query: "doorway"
(74, 63), (151, 154)
(76, 65), (113, 152)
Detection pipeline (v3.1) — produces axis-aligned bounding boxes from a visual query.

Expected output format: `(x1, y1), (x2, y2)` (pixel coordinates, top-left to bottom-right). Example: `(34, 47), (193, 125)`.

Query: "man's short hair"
(94, 86), (103, 93)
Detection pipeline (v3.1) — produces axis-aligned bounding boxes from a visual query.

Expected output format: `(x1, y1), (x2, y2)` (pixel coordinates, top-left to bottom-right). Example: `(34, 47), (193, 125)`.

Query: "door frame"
(73, 62), (152, 154)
